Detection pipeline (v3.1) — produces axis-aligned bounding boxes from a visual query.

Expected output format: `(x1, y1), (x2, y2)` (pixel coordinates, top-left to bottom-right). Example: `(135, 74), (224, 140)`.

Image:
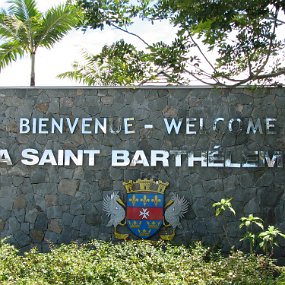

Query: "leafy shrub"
(1, 239), (285, 285)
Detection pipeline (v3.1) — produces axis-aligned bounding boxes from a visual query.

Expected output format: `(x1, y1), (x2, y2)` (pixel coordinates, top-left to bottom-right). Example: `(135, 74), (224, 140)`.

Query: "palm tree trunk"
(30, 52), (36, 86)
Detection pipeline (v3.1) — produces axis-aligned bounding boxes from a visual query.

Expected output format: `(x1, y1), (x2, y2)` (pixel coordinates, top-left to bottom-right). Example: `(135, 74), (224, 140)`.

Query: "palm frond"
(57, 61), (99, 86)
(0, 14), (30, 50)
(7, 0), (39, 22)
(0, 14), (18, 40)
(34, 4), (79, 49)
(0, 40), (25, 70)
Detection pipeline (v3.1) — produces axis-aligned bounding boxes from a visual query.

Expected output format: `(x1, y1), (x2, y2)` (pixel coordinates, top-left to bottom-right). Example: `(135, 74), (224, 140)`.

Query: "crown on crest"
(147, 221), (161, 229)
(138, 229), (152, 237)
(123, 179), (169, 194)
(128, 221), (142, 229)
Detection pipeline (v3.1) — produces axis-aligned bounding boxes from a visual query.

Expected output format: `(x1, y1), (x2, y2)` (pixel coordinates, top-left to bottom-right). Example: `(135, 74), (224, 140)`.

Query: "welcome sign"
(0, 87), (284, 254)
(0, 116), (283, 168)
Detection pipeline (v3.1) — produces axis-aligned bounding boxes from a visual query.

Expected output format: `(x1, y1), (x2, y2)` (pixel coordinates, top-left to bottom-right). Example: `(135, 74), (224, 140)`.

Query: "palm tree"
(0, 0), (79, 86)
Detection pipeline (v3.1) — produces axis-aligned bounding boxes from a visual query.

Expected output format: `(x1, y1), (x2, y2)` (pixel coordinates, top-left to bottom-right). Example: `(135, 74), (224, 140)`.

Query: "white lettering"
(266, 118), (276, 135)
(130, 150), (149, 166)
(83, 150), (100, 166)
(0, 150), (12, 165)
(208, 146), (224, 167)
(170, 150), (187, 167)
(186, 118), (197, 135)
(21, 149), (39, 165)
(95, 118), (107, 134)
(39, 150), (57, 165)
(64, 150), (83, 166)
(38, 118), (49, 134)
(81, 118), (92, 134)
(259, 151), (283, 167)
(246, 118), (263, 134)
(66, 118), (79, 134)
(19, 118), (30, 134)
(150, 150), (169, 167)
(164, 118), (183, 134)
(124, 118), (135, 134)
(51, 118), (63, 134)
(188, 151), (207, 167)
(112, 150), (130, 166)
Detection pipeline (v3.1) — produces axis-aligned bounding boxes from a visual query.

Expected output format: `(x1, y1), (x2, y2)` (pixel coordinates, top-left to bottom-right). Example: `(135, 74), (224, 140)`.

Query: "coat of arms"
(103, 179), (188, 240)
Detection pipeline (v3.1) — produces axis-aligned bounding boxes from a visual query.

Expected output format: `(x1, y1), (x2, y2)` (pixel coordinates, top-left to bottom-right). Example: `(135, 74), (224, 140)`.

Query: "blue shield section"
(126, 193), (164, 239)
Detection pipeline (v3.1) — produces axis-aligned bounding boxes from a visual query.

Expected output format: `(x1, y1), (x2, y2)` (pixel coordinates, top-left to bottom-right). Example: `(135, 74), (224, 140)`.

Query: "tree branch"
(189, 33), (217, 73)
(253, 8), (279, 76)
(110, 23), (150, 47)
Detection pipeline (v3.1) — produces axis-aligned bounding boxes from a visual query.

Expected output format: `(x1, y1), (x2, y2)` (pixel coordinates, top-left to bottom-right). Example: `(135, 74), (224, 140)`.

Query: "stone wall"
(0, 87), (284, 256)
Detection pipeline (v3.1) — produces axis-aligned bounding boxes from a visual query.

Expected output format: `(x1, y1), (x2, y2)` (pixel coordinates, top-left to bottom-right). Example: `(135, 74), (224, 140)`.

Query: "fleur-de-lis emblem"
(151, 195), (161, 206)
(129, 194), (138, 206)
(140, 195), (150, 206)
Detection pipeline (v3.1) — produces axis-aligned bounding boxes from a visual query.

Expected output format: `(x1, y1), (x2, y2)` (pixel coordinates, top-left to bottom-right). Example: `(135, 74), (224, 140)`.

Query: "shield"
(126, 192), (164, 239)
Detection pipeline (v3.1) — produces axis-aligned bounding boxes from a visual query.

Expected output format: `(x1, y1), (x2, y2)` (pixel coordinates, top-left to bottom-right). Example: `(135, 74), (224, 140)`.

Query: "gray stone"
(33, 183), (57, 196)
(90, 190), (102, 202)
(48, 219), (62, 234)
(13, 196), (26, 209)
(31, 170), (47, 184)
(72, 215), (85, 229)
(255, 172), (274, 187)
(70, 200), (83, 215)
(45, 194), (57, 206)
(0, 196), (14, 210)
(12, 176), (24, 186)
(258, 186), (284, 207)
(8, 217), (20, 232)
(46, 206), (62, 219)
(21, 223), (30, 234)
(13, 208), (25, 223)
(192, 199), (212, 218)
(62, 212), (74, 226)
(101, 96), (113, 105)
(0, 218), (5, 230)
(59, 168), (74, 179)
(44, 231), (60, 243)
(30, 230), (44, 242)
(48, 167), (59, 183)
(79, 222), (91, 237)
(73, 167), (84, 180)
(48, 98), (60, 113)
(58, 179), (79, 196)
(110, 167), (123, 181)
(25, 208), (38, 224)
(60, 227), (77, 243)
(34, 194), (46, 211)
(14, 230), (31, 247)
(58, 194), (72, 205)
(190, 184), (204, 199)
(34, 213), (48, 230)
(85, 211), (101, 226)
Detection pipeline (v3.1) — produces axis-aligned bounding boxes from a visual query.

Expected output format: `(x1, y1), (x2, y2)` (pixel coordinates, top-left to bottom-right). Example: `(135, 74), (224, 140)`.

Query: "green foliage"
(74, 0), (285, 86)
(211, 199), (285, 256)
(0, 0), (80, 85)
(239, 214), (285, 256)
(240, 214), (264, 253)
(58, 40), (156, 86)
(259, 226), (285, 256)
(0, 239), (284, 284)
(212, 198), (236, 217)
(240, 214), (264, 230)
